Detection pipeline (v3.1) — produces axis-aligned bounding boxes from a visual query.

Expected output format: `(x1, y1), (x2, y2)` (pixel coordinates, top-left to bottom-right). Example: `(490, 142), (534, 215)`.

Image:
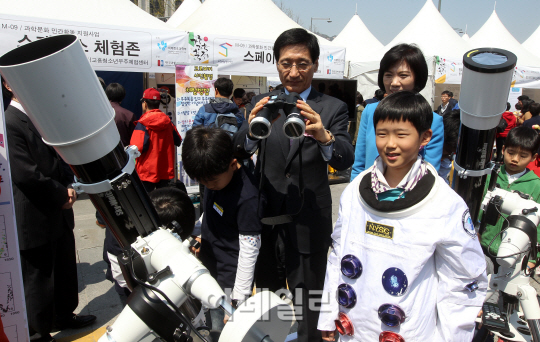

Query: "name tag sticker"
(213, 202), (224, 216)
(365, 221), (394, 240)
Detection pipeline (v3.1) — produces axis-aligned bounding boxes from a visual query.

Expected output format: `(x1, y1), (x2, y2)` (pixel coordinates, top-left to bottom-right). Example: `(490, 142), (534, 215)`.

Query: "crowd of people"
(4, 26), (540, 342)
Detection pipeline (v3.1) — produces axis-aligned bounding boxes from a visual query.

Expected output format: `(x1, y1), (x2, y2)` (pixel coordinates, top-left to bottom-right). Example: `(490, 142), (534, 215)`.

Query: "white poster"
(187, 32), (346, 79)
(0, 14), (189, 73)
(0, 100), (29, 342)
(175, 64), (218, 193)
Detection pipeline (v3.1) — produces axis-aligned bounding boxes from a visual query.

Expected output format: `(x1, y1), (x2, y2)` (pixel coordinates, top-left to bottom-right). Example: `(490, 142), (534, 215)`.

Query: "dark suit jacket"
(5, 105), (74, 250)
(233, 89), (354, 253)
(435, 102), (453, 116)
(111, 101), (135, 146)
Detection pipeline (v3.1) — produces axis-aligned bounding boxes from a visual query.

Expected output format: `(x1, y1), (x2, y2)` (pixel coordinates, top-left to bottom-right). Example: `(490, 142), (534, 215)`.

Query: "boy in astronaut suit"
(318, 91), (487, 342)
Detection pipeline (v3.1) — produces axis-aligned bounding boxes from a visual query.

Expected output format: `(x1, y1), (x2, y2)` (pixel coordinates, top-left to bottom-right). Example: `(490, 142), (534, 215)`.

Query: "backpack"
(213, 113), (238, 136)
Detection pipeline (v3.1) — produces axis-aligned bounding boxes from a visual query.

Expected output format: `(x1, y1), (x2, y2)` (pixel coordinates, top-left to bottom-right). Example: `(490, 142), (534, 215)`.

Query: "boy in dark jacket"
(481, 127), (540, 269)
(193, 78), (243, 129)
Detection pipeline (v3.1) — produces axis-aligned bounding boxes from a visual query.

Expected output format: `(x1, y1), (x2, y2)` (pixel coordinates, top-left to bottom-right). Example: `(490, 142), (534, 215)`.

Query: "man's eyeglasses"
(278, 62), (313, 71)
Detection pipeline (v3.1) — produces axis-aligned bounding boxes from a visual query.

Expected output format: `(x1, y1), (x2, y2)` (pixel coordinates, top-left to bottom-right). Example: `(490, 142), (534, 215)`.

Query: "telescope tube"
(0, 35), (160, 247)
(454, 48), (517, 223)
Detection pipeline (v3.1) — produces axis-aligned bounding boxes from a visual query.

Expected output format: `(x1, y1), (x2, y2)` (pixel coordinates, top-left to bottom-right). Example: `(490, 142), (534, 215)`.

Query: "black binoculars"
(249, 92), (305, 140)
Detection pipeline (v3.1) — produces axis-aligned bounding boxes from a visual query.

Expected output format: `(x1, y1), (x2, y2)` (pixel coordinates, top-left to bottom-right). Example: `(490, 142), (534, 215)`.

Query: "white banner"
(0, 14), (189, 73)
(175, 64), (218, 192)
(435, 56), (540, 89)
(187, 32), (346, 78)
(0, 99), (29, 342)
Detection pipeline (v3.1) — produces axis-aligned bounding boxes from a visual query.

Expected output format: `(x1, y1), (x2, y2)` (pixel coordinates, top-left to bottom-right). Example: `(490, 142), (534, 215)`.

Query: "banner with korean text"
(187, 32), (346, 79)
(435, 56), (540, 89)
(175, 64), (218, 193)
(0, 14), (189, 73)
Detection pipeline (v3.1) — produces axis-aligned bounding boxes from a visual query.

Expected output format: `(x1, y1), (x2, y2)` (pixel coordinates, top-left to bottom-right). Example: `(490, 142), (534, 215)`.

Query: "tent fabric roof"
(462, 33), (470, 41)
(470, 10), (540, 67)
(0, 0), (173, 30)
(523, 25), (540, 60)
(332, 14), (383, 63)
(166, 0), (201, 28)
(369, 0), (471, 61)
(177, 0), (333, 45)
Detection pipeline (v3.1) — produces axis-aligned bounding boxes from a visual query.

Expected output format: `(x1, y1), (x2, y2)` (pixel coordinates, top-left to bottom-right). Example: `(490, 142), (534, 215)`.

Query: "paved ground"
(51, 183), (349, 342)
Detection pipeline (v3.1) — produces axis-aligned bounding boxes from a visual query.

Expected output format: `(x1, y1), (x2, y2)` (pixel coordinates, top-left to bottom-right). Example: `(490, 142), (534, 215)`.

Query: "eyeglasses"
(278, 62), (313, 71)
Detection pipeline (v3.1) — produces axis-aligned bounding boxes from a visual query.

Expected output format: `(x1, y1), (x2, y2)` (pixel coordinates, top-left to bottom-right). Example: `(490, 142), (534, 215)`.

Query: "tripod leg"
(518, 284), (540, 341)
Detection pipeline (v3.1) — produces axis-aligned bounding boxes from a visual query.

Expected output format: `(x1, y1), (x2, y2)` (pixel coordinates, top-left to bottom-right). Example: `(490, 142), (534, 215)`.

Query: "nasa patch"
(462, 209), (476, 239)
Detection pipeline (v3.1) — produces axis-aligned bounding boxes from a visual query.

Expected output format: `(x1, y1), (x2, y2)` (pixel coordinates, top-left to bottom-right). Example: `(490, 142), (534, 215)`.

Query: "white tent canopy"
(0, 0), (173, 30)
(523, 25), (540, 60)
(462, 33), (470, 41)
(166, 0), (201, 28)
(470, 10), (540, 67)
(177, 0), (334, 45)
(333, 14), (383, 67)
(375, 0), (472, 61)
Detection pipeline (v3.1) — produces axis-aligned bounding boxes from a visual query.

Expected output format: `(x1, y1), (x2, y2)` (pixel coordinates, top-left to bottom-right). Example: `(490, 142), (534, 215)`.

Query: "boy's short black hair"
(505, 126), (540, 155)
(378, 44), (428, 93)
(506, 102), (511, 111)
(182, 126), (234, 182)
(106, 83), (126, 103)
(373, 91), (433, 134)
(441, 90), (451, 96)
(374, 89), (385, 101)
(143, 99), (161, 110)
(215, 78), (234, 97)
(233, 88), (245, 99)
(529, 102), (540, 117)
(274, 28), (320, 63)
(149, 187), (195, 240)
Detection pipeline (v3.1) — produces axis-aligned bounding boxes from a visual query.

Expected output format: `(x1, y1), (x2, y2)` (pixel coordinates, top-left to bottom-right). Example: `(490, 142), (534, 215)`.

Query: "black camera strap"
(258, 138), (305, 226)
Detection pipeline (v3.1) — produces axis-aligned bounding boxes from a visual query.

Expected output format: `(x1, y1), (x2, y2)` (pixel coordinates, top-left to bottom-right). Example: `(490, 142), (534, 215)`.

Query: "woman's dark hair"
(378, 43), (428, 93)
(373, 91), (433, 134)
(442, 110), (461, 157)
(105, 83), (126, 103)
(181, 126), (233, 182)
(521, 99), (535, 113)
(245, 92), (256, 102)
(214, 77), (234, 97)
(274, 28), (320, 63)
(505, 126), (540, 155)
(518, 95), (530, 102)
(149, 187), (195, 240)
(143, 99), (161, 110)
(233, 88), (246, 99)
(356, 92), (364, 105)
(529, 103), (540, 117)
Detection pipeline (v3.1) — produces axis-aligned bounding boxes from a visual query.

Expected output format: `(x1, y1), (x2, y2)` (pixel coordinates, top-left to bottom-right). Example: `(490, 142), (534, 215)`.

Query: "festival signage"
(175, 64), (218, 192)
(0, 14), (189, 73)
(187, 32), (346, 78)
(435, 56), (540, 88)
(0, 100), (29, 342)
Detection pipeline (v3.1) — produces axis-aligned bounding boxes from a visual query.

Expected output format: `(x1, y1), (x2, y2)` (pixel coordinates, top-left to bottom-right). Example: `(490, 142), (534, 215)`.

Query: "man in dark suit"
(4, 84), (95, 342)
(233, 28), (354, 342)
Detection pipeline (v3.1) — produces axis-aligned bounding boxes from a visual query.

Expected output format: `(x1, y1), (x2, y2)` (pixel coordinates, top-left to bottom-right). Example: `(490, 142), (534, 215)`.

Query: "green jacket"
(480, 165), (540, 259)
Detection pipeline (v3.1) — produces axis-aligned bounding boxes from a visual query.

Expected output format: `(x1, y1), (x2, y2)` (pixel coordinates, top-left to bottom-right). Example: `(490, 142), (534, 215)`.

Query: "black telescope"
(453, 48), (517, 223)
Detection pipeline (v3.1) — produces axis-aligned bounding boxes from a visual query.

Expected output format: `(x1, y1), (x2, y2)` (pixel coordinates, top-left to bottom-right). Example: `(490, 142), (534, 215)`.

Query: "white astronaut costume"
(317, 163), (487, 341)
